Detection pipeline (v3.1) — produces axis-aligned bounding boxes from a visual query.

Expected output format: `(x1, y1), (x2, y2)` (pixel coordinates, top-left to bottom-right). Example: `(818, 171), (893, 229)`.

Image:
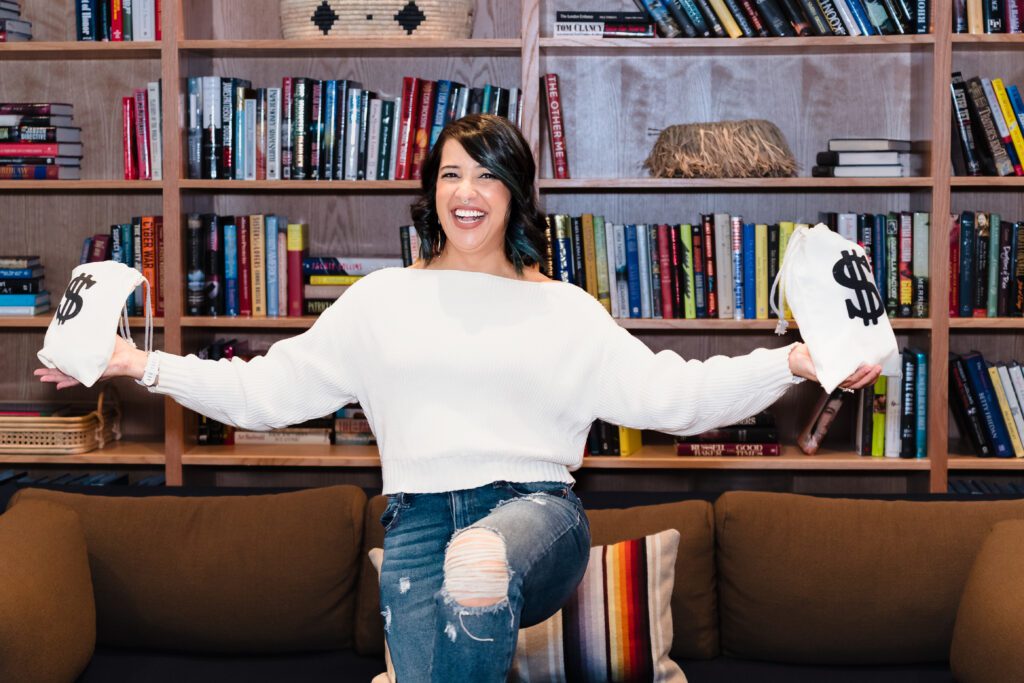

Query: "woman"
(36, 114), (880, 682)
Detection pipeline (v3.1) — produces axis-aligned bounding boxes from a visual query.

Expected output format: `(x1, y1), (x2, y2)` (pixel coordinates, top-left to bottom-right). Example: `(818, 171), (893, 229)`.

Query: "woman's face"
(434, 139), (512, 260)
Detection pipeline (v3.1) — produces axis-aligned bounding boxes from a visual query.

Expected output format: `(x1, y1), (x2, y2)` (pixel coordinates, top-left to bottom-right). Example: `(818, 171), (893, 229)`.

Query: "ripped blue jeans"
(378, 480), (591, 683)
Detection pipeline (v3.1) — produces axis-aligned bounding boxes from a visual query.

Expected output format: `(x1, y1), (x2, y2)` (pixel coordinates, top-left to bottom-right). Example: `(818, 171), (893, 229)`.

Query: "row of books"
(0, 255), (48, 316)
(185, 212), (402, 318)
(0, 103), (82, 180)
(0, 1), (30, 41)
(186, 75), (523, 182)
(950, 351), (1024, 458)
(632, 0), (929, 37)
(80, 217), (163, 316)
(676, 411), (780, 456)
(122, 82), (163, 180)
(75, 0), (160, 41)
(854, 349), (929, 458)
(0, 470), (165, 487)
(953, 0), (1024, 33)
(811, 137), (922, 178)
(483, 211), (930, 321)
(950, 211), (1024, 318)
(951, 72), (1024, 177)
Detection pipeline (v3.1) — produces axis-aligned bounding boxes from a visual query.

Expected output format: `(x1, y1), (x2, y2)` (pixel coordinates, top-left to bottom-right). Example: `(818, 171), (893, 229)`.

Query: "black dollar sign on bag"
(56, 273), (97, 325)
(832, 250), (884, 326)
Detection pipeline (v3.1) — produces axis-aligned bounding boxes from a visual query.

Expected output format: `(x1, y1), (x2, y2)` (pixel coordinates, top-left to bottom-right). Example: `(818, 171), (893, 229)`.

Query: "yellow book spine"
(682, 224), (696, 319)
(989, 366), (1024, 457)
(967, 0), (984, 32)
(286, 222), (308, 251)
(618, 426), (643, 456)
(707, 0), (744, 37)
(250, 215), (266, 317)
(755, 223), (768, 319)
(582, 213), (599, 298)
(778, 221), (795, 319)
(992, 79), (1024, 172)
(871, 376), (887, 457)
(594, 216), (612, 314)
(308, 275), (362, 285)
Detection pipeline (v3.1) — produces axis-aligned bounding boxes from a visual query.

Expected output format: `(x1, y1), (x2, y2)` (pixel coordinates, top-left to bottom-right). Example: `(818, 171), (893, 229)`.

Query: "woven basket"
(643, 119), (798, 179)
(280, 0), (475, 39)
(0, 386), (121, 455)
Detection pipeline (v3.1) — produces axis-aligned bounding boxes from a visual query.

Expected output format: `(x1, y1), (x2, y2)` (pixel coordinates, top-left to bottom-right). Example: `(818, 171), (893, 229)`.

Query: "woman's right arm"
(36, 290), (364, 431)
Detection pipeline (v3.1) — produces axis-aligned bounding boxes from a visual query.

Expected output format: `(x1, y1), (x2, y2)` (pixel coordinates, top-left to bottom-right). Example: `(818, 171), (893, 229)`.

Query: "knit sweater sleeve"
(590, 311), (803, 437)
(144, 287), (363, 431)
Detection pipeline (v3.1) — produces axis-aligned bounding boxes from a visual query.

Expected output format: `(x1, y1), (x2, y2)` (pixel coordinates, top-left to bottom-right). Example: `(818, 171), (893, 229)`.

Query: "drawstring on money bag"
(769, 226), (807, 336)
(119, 278), (154, 355)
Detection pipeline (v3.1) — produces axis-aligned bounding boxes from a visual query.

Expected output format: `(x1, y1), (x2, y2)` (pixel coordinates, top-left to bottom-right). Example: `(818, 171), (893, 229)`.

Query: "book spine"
(133, 88), (151, 180)
(755, 223), (768, 319)
(898, 212), (914, 317)
(542, 74), (570, 180)
(656, 224), (673, 318)
(742, 222), (756, 320)
(833, 0), (863, 33)
(277, 226), (287, 316)
(989, 365), (1023, 455)
(987, 214), (1000, 316)
(308, 81), (322, 179)
(965, 353), (1014, 457)
(185, 213), (203, 315)
(679, 224), (695, 319)
(221, 78), (235, 178)
(702, 215), (717, 317)
(912, 212), (929, 318)
(756, 0), (798, 33)
(250, 215), (265, 317)
(723, 0), (758, 34)
(778, 0), (813, 34)
(714, 214), (734, 317)
(237, 216), (251, 316)
(663, 0), (705, 35)
(121, 96), (137, 180)
(914, 351), (928, 457)
(798, 0), (834, 33)
(708, 0), (747, 35)
(648, 225), (663, 318)
(267, 87), (281, 180)
(974, 213), (990, 316)
(122, 0), (132, 41)
(693, 0), (729, 34)
(951, 356), (992, 455)
(899, 351), (916, 457)
(767, 223), (780, 318)
(291, 78), (309, 180)
(992, 78), (1024, 174)
(77, 0), (97, 40)
(187, 77), (201, 179)
(146, 81), (162, 180)
(634, 0), (683, 35)
(676, 443), (781, 456)
(201, 76), (222, 179)
(281, 77), (293, 180)
(224, 222), (238, 316)
(638, 224), (653, 317)
(356, 89), (372, 180)
(625, 225), (642, 317)
(265, 215), (279, 317)
(395, 78), (418, 180)
(998, 218), (1013, 315)
(692, 224), (705, 318)
(256, 88), (268, 180)
(111, 0), (123, 40)
(959, 212), (975, 317)
(410, 81), (435, 180)
(1015, 222), (1024, 316)
(816, 0), (850, 33)
(966, 76), (1014, 175)
(140, 216), (157, 313)
(731, 216), (744, 319)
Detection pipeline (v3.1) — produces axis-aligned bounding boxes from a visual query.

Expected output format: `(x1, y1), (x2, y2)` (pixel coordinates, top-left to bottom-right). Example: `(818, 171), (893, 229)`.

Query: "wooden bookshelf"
(5, 0), (1020, 491)
(0, 440), (165, 466)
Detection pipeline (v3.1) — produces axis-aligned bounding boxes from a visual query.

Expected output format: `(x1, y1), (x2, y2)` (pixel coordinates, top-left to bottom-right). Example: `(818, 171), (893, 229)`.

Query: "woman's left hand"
(788, 342), (882, 390)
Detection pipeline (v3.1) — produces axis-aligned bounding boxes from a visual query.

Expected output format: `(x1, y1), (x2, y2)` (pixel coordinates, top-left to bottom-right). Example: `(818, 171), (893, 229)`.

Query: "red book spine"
(155, 0), (161, 39)
(676, 442), (781, 456)
(287, 250), (304, 318)
(0, 143), (70, 156)
(395, 77), (420, 180)
(950, 214), (960, 317)
(122, 96), (138, 180)
(111, 0), (123, 40)
(657, 223), (673, 319)
(409, 80), (436, 180)
(542, 73), (570, 179)
(237, 215), (252, 316)
(155, 216), (164, 317)
(134, 88), (152, 180)
(692, 225), (705, 316)
(89, 234), (111, 262)
(702, 216), (717, 317)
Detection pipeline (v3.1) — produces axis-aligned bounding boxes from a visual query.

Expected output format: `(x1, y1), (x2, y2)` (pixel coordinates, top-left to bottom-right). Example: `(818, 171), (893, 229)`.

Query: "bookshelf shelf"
(0, 42), (162, 60)
(539, 35), (934, 53)
(0, 440), (165, 465)
(619, 318), (930, 331)
(950, 35), (1024, 45)
(0, 316), (164, 329)
(0, 181), (164, 192)
(178, 179), (420, 192)
(536, 178), (936, 191)
(950, 177), (1024, 188)
(949, 318), (1024, 329)
(177, 38), (523, 56)
(183, 444), (381, 467)
(948, 456), (1024, 470)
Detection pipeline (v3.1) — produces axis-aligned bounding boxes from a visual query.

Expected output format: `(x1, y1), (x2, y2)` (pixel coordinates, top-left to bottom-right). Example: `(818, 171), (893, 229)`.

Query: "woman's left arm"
(590, 322), (805, 437)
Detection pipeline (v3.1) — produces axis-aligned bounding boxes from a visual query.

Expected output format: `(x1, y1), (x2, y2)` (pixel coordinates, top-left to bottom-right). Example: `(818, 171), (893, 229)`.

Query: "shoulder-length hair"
(411, 114), (549, 276)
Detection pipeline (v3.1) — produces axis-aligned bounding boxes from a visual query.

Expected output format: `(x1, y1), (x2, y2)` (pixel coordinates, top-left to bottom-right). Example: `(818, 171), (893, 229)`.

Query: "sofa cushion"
(10, 485), (366, 654)
(715, 491), (1024, 665)
(0, 499), (95, 683)
(354, 496), (718, 660)
(950, 519), (1024, 683)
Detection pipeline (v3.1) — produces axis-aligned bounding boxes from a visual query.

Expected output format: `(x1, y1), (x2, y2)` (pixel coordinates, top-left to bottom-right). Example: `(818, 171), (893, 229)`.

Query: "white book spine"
(613, 224), (629, 317)
(388, 95), (402, 180)
(838, 213), (858, 242)
(137, 0), (155, 40)
(606, 220), (619, 319)
(146, 81), (162, 180)
(408, 225), (421, 260)
(267, 87), (281, 180)
(884, 373), (902, 457)
(244, 98), (256, 180)
(833, 0), (862, 35)
(201, 76), (221, 130)
(345, 89), (361, 181)
(998, 365), (1024, 448)
(1008, 365), (1024, 429)
(714, 214), (734, 319)
(366, 98), (382, 181)
(457, 85), (470, 120)
(507, 88), (518, 124)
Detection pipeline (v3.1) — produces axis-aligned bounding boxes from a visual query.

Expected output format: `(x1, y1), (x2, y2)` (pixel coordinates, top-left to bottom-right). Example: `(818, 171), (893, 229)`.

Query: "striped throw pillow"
(512, 528), (686, 683)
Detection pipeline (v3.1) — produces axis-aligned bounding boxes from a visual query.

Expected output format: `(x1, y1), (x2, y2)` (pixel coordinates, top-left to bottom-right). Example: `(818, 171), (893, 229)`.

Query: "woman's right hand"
(34, 335), (149, 390)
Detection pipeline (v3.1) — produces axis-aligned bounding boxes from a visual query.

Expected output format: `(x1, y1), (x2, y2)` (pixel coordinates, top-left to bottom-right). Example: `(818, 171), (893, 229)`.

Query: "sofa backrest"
(9, 485), (367, 654)
(354, 495), (720, 660)
(715, 491), (1024, 665)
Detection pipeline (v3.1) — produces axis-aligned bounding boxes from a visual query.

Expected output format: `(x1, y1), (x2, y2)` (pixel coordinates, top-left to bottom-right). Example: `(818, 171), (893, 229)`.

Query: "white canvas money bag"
(770, 223), (900, 393)
(37, 261), (154, 388)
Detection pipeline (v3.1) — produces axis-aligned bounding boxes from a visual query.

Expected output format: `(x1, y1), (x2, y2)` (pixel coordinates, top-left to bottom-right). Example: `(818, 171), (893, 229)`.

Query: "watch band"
(136, 351), (161, 387)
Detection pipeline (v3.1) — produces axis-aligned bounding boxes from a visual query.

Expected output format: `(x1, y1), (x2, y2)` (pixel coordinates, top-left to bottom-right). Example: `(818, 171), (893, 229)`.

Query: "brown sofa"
(2, 484), (1022, 683)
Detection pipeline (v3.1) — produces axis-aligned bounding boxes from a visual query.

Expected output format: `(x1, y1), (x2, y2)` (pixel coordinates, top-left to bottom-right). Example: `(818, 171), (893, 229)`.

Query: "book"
(827, 138), (913, 152)
(797, 389), (846, 455)
(542, 74), (569, 180)
(811, 164), (913, 177)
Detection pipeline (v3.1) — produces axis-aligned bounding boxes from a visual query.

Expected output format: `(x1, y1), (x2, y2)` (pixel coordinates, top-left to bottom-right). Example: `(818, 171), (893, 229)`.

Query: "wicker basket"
(280, 0), (475, 39)
(0, 386), (121, 455)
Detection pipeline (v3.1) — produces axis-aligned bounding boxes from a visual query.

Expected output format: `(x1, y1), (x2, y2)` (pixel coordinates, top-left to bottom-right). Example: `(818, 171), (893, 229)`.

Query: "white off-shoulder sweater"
(146, 267), (803, 494)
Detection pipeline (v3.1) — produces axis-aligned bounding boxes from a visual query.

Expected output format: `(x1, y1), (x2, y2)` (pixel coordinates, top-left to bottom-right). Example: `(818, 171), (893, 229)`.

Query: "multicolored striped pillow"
(511, 528), (686, 683)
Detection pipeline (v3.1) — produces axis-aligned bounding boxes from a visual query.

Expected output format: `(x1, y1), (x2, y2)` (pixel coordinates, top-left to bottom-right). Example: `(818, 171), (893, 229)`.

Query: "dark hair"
(411, 114), (549, 276)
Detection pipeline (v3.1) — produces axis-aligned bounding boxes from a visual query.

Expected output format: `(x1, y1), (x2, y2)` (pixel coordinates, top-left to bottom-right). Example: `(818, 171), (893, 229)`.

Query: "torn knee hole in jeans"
(442, 526), (511, 608)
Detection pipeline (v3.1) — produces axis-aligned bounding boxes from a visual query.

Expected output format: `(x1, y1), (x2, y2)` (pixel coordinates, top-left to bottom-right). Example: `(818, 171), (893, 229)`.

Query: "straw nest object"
(643, 119), (798, 179)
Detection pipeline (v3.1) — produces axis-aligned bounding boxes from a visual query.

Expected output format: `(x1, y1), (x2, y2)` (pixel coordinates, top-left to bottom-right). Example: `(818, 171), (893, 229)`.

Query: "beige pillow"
(368, 529), (686, 683)
(951, 519), (1024, 683)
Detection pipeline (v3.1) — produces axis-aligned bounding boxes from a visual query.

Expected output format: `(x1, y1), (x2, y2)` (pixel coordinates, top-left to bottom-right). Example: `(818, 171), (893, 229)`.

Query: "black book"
(570, 215), (586, 289)
(632, 0), (683, 36)
(959, 211), (975, 317)
(777, 0), (812, 34)
(468, 88), (484, 115)
(965, 76), (1012, 176)
(796, 0), (832, 33)
(899, 350), (916, 457)
(97, 0), (110, 41)
(950, 72), (982, 176)
(661, 0), (701, 36)
(725, 0), (759, 34)
(984, 0), (1004, 32)
(333, 79), (358, 181)
(220, 78), (236, 179)
(0, 276), (43, 294)
(291, 78), (311, 180)
(309, 80), (323, 180)
(203, 213), (223, 316)
(356, 89), (374, 180)
(879, 0), (909, 33)
(756, 0), (797, 34)
(693, 0), (728, 34)
(974, 212), (990, 315)
(1013, 222), (1024, 316)
(949, 355), (992, 457)
(186, 213), (204, 316)
(997, 217), (1013, 316)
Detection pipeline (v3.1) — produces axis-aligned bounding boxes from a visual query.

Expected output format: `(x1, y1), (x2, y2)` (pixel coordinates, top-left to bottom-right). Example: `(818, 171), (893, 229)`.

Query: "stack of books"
(0, 255), (48, 316)
(302, 256), (402, 316)
(950, 72), (1024, 177)
(812, 138), (920, 177)
(186, 75), (522, 181)
(334, 404), (376, 446)
(954, 0), (1024, 33)
(950, 351), (1024, 459)
(553, 10), (656, 37)
(676, 411), (780, 456)
(76, 0), (160, 41)
(0, 1), (31, 41)
(586, 420), (643, 456)
(0, 103), (82, 180)
(630, 0), (929, 37)
(122, 82), (163, 180)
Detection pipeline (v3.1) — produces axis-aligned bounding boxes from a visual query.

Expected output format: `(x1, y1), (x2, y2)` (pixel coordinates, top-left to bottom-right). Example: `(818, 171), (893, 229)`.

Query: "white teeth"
(455, 209), (485, 220)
